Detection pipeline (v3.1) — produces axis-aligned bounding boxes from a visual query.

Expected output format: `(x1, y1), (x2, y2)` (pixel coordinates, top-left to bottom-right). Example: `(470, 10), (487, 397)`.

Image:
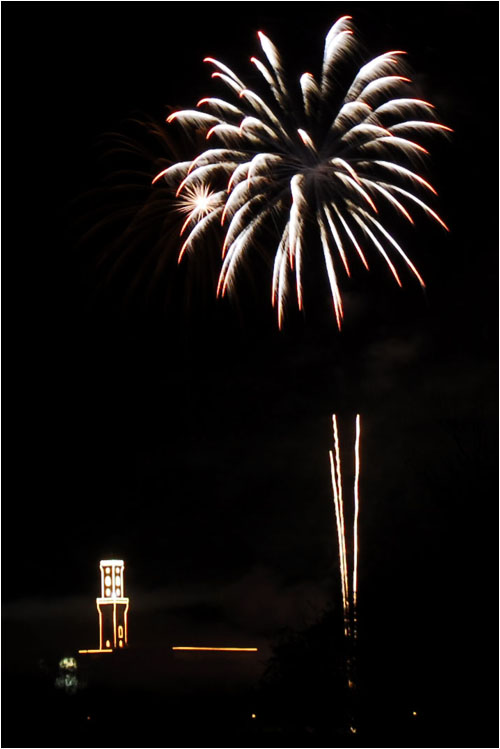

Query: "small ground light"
(87, 716), (91, 721)
(251, 714), (256, 719)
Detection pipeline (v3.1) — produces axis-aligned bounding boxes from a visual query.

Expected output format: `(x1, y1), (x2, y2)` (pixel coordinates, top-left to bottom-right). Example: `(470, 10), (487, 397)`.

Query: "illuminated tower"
(96, 560), (129, 650)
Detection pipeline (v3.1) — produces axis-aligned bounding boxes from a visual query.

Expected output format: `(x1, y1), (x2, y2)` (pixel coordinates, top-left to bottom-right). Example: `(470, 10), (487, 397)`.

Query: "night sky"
(3, 2), (498, 744)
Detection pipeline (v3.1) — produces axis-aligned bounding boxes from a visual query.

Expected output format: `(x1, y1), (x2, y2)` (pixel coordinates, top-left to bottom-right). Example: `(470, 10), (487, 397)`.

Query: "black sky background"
(3, 1), (498, 741)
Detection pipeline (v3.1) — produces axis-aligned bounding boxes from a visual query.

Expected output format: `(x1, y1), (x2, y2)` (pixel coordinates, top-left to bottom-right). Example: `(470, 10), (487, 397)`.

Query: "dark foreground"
(3, 663), (497, 749)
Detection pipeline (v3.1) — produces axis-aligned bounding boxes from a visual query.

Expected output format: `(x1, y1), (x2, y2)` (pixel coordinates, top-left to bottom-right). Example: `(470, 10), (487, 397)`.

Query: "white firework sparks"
(154, 16), (451, 328)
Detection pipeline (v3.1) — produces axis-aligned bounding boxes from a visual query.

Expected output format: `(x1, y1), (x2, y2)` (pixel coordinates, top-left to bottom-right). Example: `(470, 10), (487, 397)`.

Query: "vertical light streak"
(332, 416), (347, 575)
(330, 414), (362, 647)
(330, 415), (352, 642)
(352, 414), (361, 605)
(329, 450), (348, 630)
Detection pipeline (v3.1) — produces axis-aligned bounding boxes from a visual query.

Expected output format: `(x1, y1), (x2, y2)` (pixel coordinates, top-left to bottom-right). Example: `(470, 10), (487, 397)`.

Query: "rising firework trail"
(353, 414), (361, 607)
(329, 413), (361, 703)
(154, 17), (450, 328)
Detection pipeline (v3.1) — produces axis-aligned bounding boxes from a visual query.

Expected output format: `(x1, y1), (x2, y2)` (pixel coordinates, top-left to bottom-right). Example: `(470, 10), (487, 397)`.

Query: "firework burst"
(155, 16), (451, 328)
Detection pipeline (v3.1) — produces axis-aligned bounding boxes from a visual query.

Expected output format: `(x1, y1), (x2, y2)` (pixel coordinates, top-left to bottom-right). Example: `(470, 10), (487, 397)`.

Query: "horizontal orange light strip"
(172, 646), (258, 652)
(78, 648), (113, 654)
